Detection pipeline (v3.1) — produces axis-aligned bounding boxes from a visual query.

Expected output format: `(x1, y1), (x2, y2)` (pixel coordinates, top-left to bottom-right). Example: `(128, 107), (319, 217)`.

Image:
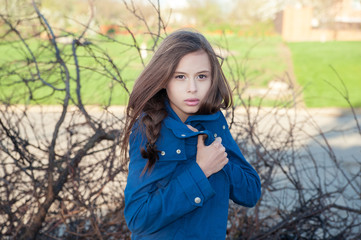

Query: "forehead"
(175, 50), (211, 72)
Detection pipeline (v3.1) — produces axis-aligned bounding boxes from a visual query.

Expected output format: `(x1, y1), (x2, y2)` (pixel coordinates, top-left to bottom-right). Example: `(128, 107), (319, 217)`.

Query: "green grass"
(0, 35), (143, 105)
(208, 34), (286, 87)
(0, 34), (288, 106)
(288, 41), (361, 108)
(2, 33), (360, 108)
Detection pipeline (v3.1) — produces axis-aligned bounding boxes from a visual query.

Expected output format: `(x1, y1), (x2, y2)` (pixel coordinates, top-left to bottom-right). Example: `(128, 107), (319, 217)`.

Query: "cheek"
(201, 80), (212, 95)
(165, 82), (173, 95)
(167, 80), (186, 93)
(166, 82), (179, 99)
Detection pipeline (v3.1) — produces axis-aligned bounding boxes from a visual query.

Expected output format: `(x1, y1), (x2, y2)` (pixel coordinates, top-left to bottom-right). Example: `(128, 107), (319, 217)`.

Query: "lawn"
(207, 34), (287, 87)
(0, 34), (288, 106)
(1, 33), (360, 108)
(288, 41), (361, 108)
(0, 35), (142, 105)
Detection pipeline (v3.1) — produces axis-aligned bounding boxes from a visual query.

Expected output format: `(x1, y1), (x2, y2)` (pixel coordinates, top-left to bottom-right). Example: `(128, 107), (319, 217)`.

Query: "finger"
(214, 137), (222, 143)
(197, 134), (206, 147)
(212, 137), (222, 148)
(186, 125), (198, 132)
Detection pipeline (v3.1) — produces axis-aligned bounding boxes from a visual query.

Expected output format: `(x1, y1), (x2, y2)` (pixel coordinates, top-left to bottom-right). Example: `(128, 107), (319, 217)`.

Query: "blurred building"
(275, 0), (361, 41)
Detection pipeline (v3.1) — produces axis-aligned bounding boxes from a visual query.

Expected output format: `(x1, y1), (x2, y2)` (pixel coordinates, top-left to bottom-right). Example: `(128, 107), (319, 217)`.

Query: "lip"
(184, 98), (200, 106)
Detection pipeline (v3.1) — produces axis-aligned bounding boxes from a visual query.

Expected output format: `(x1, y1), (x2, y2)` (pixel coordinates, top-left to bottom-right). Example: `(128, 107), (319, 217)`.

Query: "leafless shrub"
(222, 42), (361, 239)
(0, 0), (167, 239)
(0, 1), (360, 240)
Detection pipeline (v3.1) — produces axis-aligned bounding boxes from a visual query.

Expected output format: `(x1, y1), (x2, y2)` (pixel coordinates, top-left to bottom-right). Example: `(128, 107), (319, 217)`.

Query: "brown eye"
(198, 74), (207, 79)
(175, 75), (185, 79)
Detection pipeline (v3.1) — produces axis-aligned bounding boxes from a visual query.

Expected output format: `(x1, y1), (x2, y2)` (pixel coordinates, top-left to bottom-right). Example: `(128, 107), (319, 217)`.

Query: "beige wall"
(281, 7), (313, 42)
(277, 0), (361, 42)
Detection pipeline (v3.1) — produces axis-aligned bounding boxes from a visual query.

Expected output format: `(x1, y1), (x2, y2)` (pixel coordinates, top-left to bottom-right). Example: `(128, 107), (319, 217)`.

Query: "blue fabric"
(124, 102), (261, 239)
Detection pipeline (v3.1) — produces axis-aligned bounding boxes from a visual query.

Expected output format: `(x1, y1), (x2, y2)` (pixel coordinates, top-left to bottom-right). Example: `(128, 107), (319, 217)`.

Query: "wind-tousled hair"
(122, 29), (233, 171)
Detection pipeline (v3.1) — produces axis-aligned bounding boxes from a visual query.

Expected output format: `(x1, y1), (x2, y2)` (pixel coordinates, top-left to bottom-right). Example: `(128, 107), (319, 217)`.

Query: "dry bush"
(0, 0), (167, 239)
(0, 1), (360, 239)
(223, 46), (361, 239)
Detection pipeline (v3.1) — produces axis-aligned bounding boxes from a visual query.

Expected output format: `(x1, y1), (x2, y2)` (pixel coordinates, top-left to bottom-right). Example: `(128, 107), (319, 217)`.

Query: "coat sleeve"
(220, 115), (261, 207)
(124, 127), (215, 235)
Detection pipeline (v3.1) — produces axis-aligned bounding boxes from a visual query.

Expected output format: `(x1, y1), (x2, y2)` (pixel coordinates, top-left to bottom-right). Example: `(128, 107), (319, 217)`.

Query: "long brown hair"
(122, 29), (233, 170)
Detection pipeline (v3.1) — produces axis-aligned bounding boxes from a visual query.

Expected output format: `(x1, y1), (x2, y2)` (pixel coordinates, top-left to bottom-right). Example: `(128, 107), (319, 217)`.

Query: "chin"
(184, 106), (199, 112)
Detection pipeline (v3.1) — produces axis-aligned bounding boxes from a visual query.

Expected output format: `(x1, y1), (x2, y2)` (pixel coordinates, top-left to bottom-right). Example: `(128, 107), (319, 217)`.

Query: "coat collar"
(163, 100), (220, 145)
(164, 100), (221, 125)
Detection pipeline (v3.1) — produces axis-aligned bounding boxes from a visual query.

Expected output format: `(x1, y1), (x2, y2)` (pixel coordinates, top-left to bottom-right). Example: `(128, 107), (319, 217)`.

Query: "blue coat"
(124, 102), (261, 239)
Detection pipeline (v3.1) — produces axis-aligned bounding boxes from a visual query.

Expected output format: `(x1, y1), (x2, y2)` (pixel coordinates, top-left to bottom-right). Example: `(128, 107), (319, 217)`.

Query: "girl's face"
(166, 50), (212, 122)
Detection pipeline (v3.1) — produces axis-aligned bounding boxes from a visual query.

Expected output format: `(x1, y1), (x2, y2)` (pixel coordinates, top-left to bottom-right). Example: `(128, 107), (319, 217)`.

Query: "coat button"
(214, 133), (217, 137)
(223, 125), (226, 129)
(194, 197), (201, 204)
(161, 151), (165, 156)
(176, 149), (181, 154)
(181, 134), (186, 137)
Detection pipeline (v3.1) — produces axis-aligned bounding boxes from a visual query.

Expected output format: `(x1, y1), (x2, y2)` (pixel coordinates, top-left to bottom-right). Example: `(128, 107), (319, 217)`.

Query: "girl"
(122, 30), (261, 239)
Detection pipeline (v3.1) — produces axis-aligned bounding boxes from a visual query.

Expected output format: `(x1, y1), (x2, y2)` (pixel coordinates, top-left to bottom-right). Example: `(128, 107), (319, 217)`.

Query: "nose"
(187, 78), (197, 93)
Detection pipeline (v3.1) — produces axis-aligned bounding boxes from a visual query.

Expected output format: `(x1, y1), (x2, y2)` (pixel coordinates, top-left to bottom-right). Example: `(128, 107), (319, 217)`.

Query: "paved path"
(2, 105), (359, 218)
(231, 106), (361, 175)
(4, 105), (359, 172)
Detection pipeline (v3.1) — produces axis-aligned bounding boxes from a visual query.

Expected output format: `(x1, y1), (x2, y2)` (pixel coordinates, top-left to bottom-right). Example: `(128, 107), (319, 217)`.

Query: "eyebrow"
(174, 70), (211, 74)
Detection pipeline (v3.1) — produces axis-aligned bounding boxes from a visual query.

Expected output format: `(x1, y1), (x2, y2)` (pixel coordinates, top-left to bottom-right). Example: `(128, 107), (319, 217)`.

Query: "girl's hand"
(187, 125), (228, 178)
